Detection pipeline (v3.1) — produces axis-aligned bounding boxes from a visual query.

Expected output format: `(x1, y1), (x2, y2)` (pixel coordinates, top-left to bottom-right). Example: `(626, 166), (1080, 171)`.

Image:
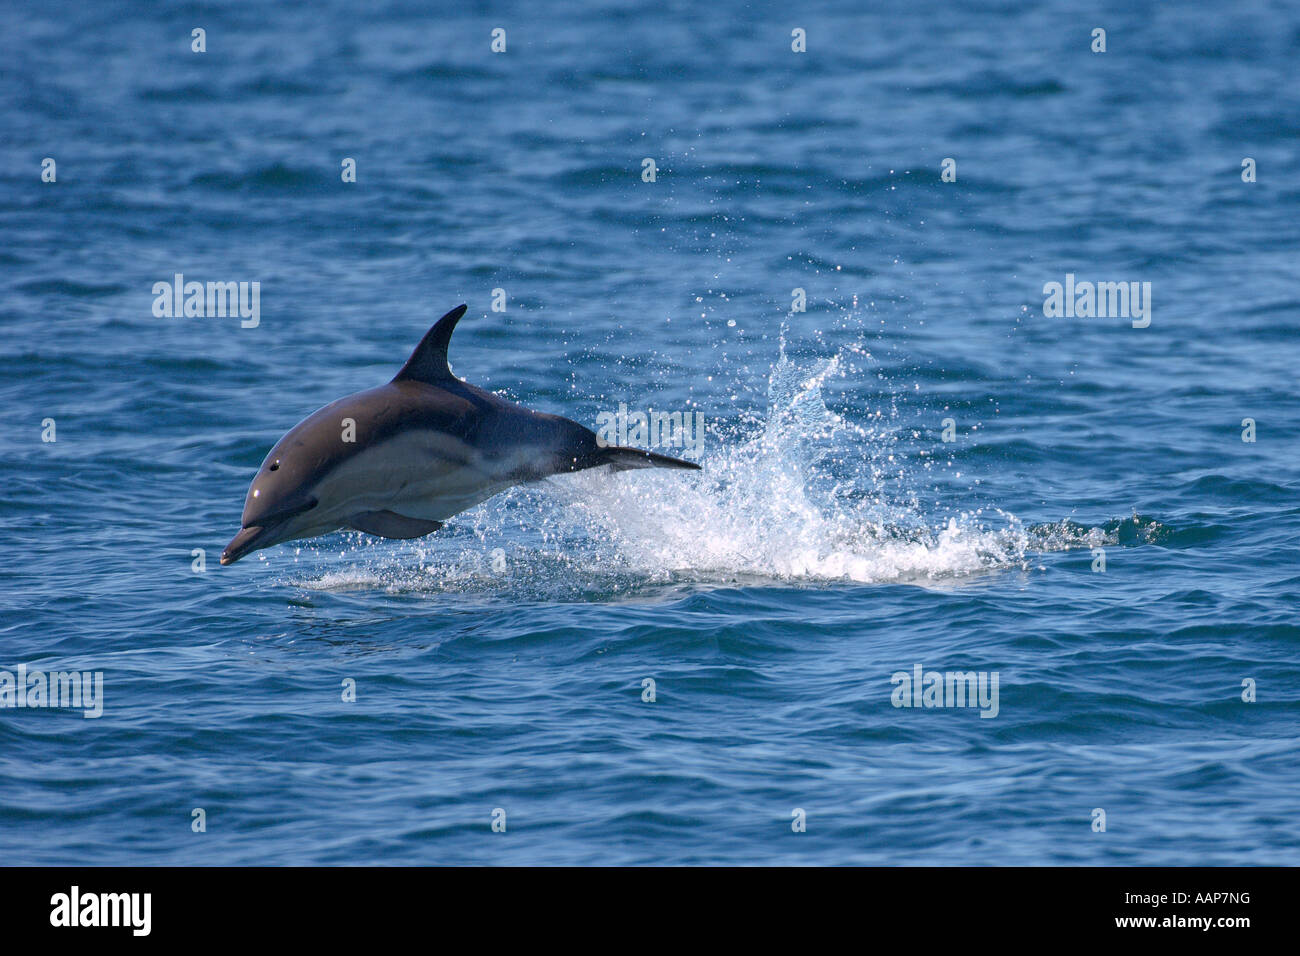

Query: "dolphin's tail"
(598, 445), (701, 472)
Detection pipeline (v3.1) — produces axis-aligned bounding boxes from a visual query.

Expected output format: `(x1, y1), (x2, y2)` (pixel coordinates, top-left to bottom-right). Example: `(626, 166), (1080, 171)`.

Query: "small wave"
(14, 279), (127, 298)
(189, 162), (332, 194)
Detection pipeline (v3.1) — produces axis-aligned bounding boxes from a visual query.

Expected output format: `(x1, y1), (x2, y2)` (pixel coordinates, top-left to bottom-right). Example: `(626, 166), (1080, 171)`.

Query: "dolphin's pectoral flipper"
(347, 511), (444, 539)
(597, 445), (701, 472)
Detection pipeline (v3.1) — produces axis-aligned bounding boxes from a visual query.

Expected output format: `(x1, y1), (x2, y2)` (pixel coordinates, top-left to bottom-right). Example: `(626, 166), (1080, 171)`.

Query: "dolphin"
(221, 305), (699, 565)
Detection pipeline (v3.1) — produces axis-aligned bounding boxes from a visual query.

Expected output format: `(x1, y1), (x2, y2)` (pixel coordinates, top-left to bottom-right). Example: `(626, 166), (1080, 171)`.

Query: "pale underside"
(287, 428), (548, 543)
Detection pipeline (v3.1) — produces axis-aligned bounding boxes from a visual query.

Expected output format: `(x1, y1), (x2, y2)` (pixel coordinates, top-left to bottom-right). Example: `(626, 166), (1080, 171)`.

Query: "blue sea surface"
(1, 0), (1298, 865)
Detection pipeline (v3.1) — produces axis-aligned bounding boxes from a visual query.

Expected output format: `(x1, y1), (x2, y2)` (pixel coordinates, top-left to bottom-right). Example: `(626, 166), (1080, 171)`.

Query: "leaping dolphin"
(221, 305), (698, 565)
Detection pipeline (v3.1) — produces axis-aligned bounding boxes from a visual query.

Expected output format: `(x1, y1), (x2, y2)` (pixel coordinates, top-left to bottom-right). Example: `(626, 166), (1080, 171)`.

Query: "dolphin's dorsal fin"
(392, 304), (469, 384)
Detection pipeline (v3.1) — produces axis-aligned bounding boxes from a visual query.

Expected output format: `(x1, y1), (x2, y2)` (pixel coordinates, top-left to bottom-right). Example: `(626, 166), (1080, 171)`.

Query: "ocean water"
(1, 0), (1298, 865)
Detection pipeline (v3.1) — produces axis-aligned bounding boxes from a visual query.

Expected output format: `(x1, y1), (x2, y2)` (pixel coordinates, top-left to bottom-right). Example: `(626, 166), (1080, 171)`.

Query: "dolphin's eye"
(269, 462), (280, 471)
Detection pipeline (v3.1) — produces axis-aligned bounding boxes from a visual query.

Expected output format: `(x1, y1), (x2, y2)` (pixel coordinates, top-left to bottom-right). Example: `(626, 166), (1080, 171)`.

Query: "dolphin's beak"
(221, 525), (267, 565)
(221, 498), (316, 565)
